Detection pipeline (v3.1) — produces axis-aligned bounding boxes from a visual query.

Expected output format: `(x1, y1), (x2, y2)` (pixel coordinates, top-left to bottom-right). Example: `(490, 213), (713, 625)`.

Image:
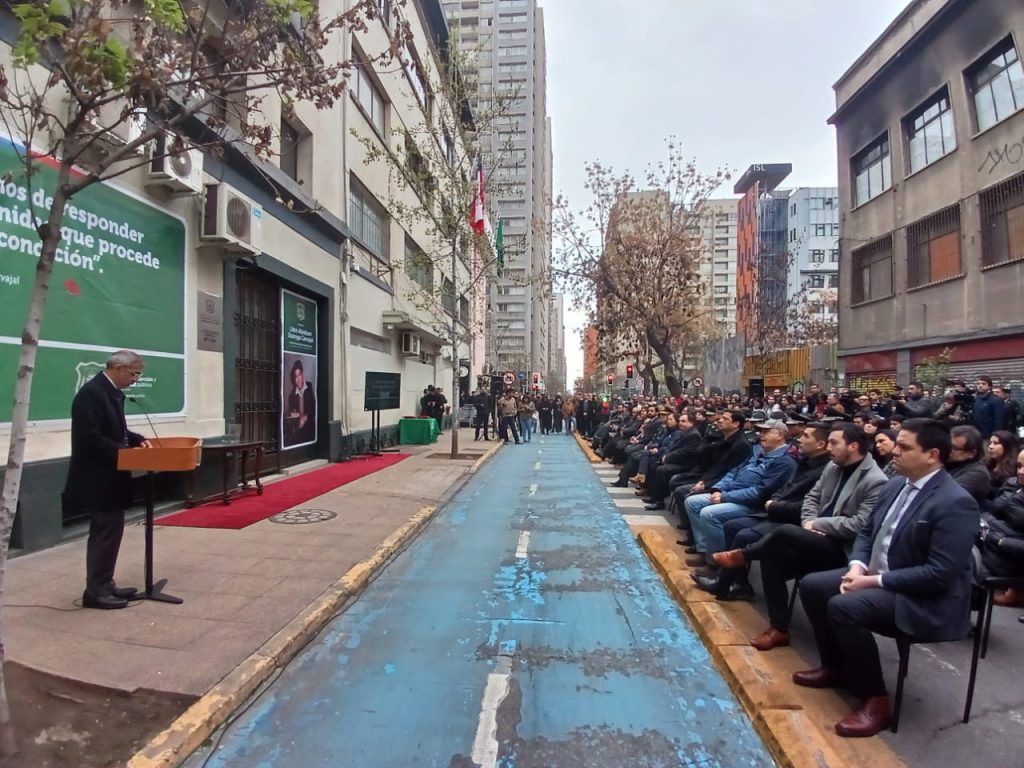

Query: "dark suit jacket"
(851, 471), (980, 642)
(63, 373), (144, 512)
(288, 383), (316, 443)
(663, 428), (703, 467)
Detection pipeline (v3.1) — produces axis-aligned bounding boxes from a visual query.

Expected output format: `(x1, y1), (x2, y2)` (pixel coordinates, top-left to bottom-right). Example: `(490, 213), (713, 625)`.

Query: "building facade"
(700, 198), (739, 338)
(549, 292), (567, 393)
(735, 164), (793, 350)
(443, 0), (552, 379)
(831, 0), (1024, 391)
(785, 187), (840, 338)
(0, 0), (479, 553)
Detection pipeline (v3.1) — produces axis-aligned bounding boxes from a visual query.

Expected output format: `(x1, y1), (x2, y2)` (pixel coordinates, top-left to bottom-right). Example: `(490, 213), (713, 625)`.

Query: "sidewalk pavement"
(5, 439), (499, 699)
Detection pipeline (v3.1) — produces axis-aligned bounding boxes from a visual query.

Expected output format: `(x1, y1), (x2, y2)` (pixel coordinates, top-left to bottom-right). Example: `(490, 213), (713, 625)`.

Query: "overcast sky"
(543, 0), (910, 385)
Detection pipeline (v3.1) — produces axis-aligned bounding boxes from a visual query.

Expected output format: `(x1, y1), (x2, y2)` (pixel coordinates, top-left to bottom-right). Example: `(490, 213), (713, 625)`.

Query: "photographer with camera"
(971, 376), (1004, 440)
(895, 381), (935, 419)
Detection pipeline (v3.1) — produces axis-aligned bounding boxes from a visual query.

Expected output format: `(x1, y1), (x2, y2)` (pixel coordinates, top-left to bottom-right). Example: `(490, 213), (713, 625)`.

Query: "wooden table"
(185, 440), (265, 507)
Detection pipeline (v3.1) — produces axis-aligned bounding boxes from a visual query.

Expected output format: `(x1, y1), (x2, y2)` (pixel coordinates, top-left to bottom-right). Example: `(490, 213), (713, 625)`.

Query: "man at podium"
(63, 350), (151, 609)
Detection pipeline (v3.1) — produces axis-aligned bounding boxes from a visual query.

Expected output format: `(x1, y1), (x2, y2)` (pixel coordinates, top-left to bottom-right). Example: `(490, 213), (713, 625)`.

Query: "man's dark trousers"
(86, 508), (126, 598)
(799, 568), (900, 699)
(646, 463), (684, 501)
(748, 525), (849, 631)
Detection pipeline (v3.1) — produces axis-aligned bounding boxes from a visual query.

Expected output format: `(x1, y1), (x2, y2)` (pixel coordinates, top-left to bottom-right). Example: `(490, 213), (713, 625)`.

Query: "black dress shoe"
(717, 582), (756, 602)
(82, 592), (128, 610)
(692, 575), (726, 596)
(611, 480), (628, 488)
(643, 502), (665, 511)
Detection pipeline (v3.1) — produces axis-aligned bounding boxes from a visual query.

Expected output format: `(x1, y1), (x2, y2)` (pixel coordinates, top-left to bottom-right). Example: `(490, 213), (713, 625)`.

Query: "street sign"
(503, 372), (515, 385)
(692, 376), (705, 388)
(518, 371), (527, 381)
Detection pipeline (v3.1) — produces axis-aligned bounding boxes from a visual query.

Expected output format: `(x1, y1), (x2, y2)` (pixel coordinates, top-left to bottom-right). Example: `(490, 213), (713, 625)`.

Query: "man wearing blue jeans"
(684, 420), (796, 573)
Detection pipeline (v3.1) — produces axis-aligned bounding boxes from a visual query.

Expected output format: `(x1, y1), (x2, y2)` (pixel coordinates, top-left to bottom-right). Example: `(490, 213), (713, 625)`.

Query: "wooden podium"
(118, 437), (202, 604)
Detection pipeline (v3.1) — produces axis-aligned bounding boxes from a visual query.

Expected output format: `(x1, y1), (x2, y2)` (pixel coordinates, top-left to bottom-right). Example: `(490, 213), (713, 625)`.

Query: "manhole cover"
(269, 509), (338, 525)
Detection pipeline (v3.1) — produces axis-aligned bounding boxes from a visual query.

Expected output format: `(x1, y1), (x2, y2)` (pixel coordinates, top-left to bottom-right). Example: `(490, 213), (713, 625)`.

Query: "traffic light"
(532, 384), (539, 391)
(532, 372), (540, 385)
(626, 364), (634, 379)
(606, 373), (614, 384)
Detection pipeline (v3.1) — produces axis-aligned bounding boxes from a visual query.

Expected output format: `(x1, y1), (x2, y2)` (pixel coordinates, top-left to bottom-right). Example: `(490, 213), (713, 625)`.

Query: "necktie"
(868, 482), (916, 573)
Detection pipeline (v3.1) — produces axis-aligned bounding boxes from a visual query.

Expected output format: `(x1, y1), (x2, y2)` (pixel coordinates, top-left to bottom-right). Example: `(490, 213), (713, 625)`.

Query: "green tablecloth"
(399, 417), (440, 445)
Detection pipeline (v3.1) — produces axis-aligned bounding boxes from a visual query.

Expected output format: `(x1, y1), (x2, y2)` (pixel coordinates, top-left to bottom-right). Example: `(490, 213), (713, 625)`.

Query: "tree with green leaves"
(0, 0), (390, 754)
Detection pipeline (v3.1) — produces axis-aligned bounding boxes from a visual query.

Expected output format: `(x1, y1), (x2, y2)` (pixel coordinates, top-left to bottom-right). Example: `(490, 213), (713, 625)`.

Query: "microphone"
(127, 395), (161, 445)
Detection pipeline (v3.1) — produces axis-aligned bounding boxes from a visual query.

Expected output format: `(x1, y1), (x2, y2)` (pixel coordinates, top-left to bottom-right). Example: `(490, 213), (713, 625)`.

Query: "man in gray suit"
(713, 422), (888, 651)
(793, 419), (979, 737)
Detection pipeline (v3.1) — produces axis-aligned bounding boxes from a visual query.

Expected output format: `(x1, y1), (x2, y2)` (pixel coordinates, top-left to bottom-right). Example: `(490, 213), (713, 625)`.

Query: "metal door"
(234, 268), (281, 461)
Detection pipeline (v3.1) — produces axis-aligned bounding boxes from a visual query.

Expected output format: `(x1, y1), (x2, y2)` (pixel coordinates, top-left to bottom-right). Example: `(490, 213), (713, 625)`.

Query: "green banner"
(0, 137), (186, 421)
(282, 290), (317, 355)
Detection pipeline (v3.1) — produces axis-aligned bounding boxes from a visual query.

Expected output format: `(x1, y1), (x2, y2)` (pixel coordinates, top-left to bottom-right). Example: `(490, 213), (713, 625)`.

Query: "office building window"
(905, 89), (956, 173)
(499, 46), (527, 57)
(809, 274), (826, 288)
(980, 170), (1024, 267)
(828, 274), (839, 288)
(404, 236), (433, 291)
(850, 235), (893, 304)
(352, 59), (386, 136)
(852, 134), (892, 206)
(442, 277), (456, 315)
(279, 119), (300, 181)
(968, 37), (1024, 132)
(810, 249), (826, 263)
(350, 179), (389, 260)
(907, 204), (962, 288)
(829, 249), (839, 262)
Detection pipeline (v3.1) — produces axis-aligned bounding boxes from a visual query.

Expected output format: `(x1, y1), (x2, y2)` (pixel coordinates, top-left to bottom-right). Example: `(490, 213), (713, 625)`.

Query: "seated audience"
(793, 419), (978, 738)
(986, 430), (1020, 498)
(947, 425), (992, 506)
(981, 448), (1024, 607)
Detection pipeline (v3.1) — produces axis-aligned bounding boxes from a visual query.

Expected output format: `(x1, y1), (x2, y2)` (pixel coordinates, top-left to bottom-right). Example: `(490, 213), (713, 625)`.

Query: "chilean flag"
(471, 156), (485, 234)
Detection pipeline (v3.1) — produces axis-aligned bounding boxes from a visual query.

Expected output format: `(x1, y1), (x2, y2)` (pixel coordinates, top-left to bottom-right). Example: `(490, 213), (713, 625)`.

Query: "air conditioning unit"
(202, 183), (263, 255)
(145, 133), (204, 194)
(400, 332), (421, 357)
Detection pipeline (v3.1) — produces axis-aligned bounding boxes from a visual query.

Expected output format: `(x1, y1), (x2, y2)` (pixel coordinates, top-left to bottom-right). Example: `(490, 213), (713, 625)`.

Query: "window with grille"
(980, 171), (1024, 268)
(349, 178), (389, 260)
(442, 277), (456, 315)
(850, 235), (893, 304)
(907, 205), (962, 288)
(968, 37), (1024, 133)
(852, 134), (892, 206)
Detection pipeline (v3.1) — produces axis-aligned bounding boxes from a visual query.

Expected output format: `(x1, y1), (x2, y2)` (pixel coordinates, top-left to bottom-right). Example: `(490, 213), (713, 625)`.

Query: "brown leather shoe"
(993, 588), (1024, 607)
(834, 696), (892, 737)
(793, 666), (842, 689)
(712, 549), (747, 569)
(750, 627), (790, 651)
(684, 554), (707, 568)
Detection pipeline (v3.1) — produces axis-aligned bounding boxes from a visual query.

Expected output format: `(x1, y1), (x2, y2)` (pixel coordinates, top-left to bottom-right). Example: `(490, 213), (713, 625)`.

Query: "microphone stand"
(125, 396), (183, 604)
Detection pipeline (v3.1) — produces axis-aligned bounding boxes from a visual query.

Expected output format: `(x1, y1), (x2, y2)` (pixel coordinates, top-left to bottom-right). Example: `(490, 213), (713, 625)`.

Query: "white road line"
(613, 498), (649, 509)
(534, 461), (541, 470)
(471, 656), (513, 768)
(622, 514), (674, 528)
(529, 483), (538, 496)
(515, 530), (531, 559)
(606, 487), (635, 495)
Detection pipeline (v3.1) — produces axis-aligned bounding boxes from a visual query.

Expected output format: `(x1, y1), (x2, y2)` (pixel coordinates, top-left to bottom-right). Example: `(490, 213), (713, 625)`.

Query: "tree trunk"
(645, 328), (682, 398)
(450, 236), (460, 459)
(0, 181), (68, 756)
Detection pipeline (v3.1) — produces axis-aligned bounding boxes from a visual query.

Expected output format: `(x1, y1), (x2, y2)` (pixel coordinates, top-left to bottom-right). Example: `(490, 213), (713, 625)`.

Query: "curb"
(636, 529), (907, 768)
(573, 432), (602, 464)
(127, 441), (502, 768)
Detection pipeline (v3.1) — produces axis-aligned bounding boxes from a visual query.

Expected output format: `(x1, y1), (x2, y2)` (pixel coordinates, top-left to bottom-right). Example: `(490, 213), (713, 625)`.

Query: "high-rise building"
(549, 292), (567, 392)
(700, 198), (739, 337)
(444, 0), (552, 378)
(785, 188), (839, 340)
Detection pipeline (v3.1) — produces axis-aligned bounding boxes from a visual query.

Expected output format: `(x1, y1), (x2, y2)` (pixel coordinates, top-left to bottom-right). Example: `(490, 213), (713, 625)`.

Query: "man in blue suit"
(794, 418), (979, 737)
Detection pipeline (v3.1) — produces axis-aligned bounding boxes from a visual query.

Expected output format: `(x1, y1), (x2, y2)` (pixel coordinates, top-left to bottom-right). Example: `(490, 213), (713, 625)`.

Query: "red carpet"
(156, 454), (409, 529)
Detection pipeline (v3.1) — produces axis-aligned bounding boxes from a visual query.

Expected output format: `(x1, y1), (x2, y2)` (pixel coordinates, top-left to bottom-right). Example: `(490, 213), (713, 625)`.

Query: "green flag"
(496, 217), (504, 271)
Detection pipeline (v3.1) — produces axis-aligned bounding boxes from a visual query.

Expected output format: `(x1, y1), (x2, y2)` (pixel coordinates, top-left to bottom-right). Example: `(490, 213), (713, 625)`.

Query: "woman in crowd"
(980, 448), (1024, 607)
(874, 429), (900, 477)
(553, 395), (564, 433)
(987, 431), (1020, 497)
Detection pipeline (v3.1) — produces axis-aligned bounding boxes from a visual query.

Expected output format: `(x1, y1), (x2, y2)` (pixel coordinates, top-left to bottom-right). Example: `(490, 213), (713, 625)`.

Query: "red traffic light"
(606, 374), (614, 383)
(626, 364), (634, 378)
(532, 384), (539, 391)
(532, 372), (540, 384)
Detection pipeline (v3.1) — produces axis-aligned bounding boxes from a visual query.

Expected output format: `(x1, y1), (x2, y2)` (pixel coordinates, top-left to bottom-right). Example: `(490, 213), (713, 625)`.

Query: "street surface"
(184, 436), (773, 768)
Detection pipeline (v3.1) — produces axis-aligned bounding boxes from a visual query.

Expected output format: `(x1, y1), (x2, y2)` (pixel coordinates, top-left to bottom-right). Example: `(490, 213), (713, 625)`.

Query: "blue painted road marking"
(184, 437), (774, 767)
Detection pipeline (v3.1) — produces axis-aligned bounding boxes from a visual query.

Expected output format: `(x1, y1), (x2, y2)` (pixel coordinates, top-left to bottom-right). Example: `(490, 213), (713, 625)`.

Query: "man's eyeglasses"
(121, 367), (143, 378)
